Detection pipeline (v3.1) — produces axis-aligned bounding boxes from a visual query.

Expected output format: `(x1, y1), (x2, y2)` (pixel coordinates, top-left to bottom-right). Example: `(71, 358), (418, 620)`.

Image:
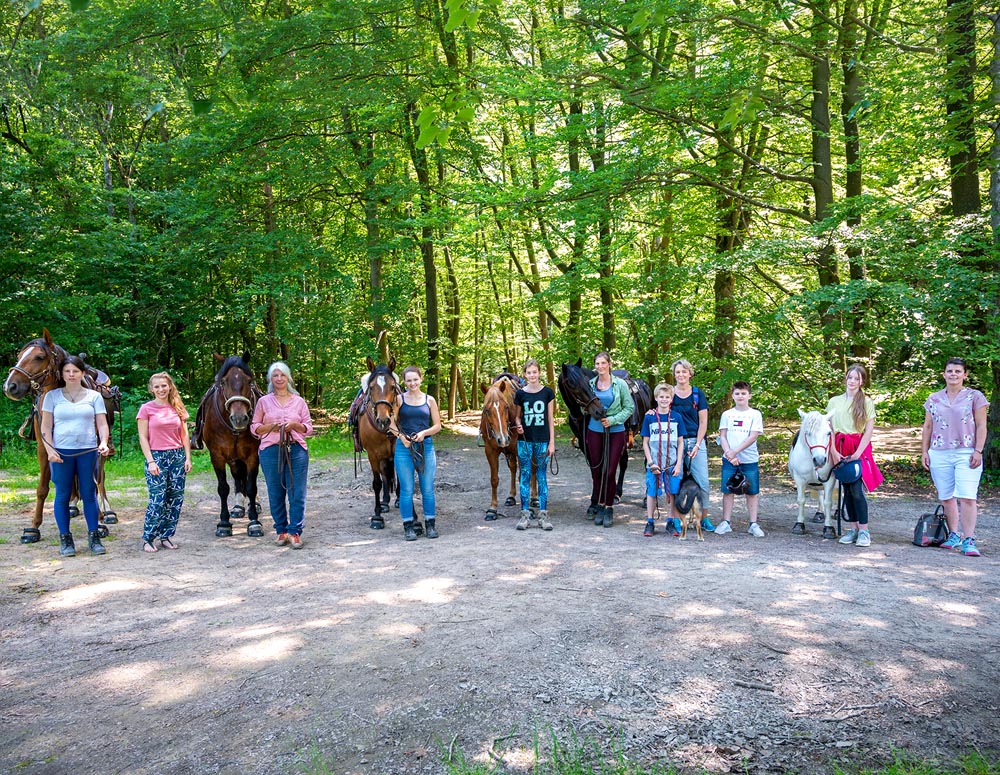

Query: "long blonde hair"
(149, 372), (189, 420)
(846, 364), (869, 433)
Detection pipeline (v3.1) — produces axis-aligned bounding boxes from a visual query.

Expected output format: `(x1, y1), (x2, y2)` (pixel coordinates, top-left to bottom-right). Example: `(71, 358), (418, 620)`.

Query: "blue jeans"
(50, 449), (100, 534)
(142, 448), (187, 542)
(259, 443), (309, 535)
(720, 460), (760, 495)
(395, 437), (436, 522)
(517, 441), (549, 510)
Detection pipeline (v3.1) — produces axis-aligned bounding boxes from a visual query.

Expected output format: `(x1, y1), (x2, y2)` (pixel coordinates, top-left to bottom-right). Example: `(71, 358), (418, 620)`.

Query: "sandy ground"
(1, 422), (998, 775)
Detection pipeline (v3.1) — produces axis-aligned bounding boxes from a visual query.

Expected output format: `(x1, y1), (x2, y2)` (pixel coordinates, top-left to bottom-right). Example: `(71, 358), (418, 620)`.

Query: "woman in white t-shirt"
(40, 355), (111, 557)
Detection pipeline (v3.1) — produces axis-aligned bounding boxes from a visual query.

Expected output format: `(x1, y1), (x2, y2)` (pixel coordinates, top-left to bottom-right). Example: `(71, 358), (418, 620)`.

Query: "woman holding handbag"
(921, 358), (989, 557)
(827, 364), (883, 547)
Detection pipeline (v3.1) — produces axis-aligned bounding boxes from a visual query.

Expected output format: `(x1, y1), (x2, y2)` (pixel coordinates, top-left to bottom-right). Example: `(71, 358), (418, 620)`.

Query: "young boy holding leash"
(715, 381), (765, 537)
(640, 383), (687, 536)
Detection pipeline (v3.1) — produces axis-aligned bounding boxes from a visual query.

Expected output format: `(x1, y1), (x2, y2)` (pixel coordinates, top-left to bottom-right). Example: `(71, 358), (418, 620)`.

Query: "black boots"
(603, 507), (614, 528)
(88, 530), (106, 555)
(403, 521), (418, 541)
(425, 519), (438, 539)
(59, 534), (76, 557)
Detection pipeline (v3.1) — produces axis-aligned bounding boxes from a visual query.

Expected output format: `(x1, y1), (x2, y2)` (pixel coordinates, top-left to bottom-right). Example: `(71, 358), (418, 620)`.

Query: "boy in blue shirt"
(641, 383), (687, 536)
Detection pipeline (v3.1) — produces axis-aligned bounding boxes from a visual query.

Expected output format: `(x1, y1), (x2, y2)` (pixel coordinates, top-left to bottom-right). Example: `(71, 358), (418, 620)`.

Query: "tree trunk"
(945, 0), (981, 216)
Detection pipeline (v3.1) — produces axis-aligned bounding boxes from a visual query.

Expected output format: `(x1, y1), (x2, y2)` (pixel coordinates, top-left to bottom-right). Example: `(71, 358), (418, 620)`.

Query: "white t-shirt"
(719, 407), (764, 463)
(41, 388), (106, 449)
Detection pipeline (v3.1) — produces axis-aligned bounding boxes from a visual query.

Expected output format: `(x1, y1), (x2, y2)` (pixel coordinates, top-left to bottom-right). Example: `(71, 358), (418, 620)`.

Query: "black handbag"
(912, 505), (949, 547)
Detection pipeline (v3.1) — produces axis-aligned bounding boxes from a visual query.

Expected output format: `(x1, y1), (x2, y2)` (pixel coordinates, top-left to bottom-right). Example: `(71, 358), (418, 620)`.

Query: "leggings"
(842, 479), (868, 525)
(50, 449), (100, 534)
(586, 428), (626, 508)
(517, 441), (549, 510)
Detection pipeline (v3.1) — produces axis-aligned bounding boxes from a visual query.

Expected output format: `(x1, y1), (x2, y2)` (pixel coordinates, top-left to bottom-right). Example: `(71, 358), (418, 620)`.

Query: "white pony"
(788, 409), (838, 539)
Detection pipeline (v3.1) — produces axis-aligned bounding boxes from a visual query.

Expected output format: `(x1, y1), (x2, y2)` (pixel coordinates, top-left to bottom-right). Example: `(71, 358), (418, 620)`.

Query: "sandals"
(159, 537), (179, 550)
(142, 541), (158, 553)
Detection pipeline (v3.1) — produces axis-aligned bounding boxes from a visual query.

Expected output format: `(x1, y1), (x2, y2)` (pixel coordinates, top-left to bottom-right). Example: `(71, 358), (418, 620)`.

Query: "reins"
(278, 425), (295, 499)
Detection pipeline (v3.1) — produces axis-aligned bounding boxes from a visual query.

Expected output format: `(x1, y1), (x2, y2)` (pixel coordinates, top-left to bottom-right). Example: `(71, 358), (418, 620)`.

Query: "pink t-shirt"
(251, 393), (314, 451)
(137, 401), (187, 450)
(924, 387), (989, 450)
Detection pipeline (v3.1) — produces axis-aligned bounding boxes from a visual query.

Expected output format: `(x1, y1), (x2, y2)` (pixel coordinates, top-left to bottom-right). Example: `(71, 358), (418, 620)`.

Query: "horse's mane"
(215, 356), (252, 382)
(800, 410), (827, 435)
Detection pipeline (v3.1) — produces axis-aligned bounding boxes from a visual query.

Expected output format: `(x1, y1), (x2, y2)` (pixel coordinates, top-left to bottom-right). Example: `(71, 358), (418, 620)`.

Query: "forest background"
(2, 0), (999, 465)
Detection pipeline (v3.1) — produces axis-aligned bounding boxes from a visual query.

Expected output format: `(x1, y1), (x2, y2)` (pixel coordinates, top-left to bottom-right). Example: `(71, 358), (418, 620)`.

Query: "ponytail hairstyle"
(149, 372), (189, 420)
(846, 364), (869, 433)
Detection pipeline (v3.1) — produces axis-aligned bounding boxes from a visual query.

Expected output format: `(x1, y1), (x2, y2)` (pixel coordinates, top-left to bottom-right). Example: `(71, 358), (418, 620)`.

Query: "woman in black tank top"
(390, 366), (442, 541)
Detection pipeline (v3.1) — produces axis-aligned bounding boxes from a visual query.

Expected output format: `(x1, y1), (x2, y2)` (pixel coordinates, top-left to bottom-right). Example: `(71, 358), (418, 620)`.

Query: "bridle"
(802, 420), (834, 483)
(211, 368), (258, 436)
(480, 391), (514, 447)
(6, 344), (57, 397)
(364, 370), (399, 436)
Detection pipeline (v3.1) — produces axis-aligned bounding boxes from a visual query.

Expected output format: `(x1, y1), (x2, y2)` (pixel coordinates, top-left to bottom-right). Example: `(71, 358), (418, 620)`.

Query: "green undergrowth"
(299, 734), (999, 775)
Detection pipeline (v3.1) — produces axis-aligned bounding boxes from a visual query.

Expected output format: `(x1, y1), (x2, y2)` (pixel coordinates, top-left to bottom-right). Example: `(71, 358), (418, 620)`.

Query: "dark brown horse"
(194, 353), (263, 537)
(357, 356), (399, 530)
(3, 329), (119, 544)
(480, 374), (521, 520)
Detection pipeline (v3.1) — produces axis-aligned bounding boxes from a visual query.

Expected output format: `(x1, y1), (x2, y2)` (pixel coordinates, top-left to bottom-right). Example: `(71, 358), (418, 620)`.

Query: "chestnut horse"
(357, 357), (400, 530)
(194, 353), (263, 537)
(480, 374), (524, 520)
(3, 329), (119, 544)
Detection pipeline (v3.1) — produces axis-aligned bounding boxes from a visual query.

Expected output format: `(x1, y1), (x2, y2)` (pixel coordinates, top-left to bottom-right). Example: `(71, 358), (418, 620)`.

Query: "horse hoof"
(247, 521), (264, 538)
(96, 525), (110, 539)
(216, 525), (233, 538)
(504, 497), (516, 507)
(393, 498), (400, 508)
(102, 512), (118, 525)
(811, 511), (825, 524)
(822, 526), (838, 540)
(530, 498), (540, 509)
(229, 506), (246, 520)
(413, 521), (424, 536)
(381, 501), (391, 511)
(370, 517), (385, 530)
(484, 510), (498, 521)
(791, 522), (806, 535)
(68, 506), (80, 518)
(20, 528), (41, 544)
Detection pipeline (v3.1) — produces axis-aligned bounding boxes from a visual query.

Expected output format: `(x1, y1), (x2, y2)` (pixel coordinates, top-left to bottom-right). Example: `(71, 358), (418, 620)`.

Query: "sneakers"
(700, 517), (716, 532)
(748, 522), (765, 538)
(516, 511), (531, 531)
(839, 528), (859, 545)
(667, 519), (681, 536)
(644, 520), (655, 537)
(961, 537), (981, 557)
(289, 534), (303, 549)
(940, 531), (962, 550)
(537, 511), (553, 531)
(276, 533), (289, 546)
(714, 520), (733, 535)
(855, 529), (871, 547)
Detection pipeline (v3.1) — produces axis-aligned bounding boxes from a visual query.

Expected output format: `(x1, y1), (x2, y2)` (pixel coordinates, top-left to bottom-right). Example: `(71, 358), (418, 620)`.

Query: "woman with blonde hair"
(137, 372), (192, 552)
(828, 364), (883, 547)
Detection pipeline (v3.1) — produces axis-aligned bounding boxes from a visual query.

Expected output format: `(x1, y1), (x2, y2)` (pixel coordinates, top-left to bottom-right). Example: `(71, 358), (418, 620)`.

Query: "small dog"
(675, 472), (705, 542)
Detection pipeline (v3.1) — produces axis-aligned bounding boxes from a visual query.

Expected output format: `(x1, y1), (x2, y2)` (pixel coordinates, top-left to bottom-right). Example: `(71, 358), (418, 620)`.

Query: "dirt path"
(1, 425), (998, 775)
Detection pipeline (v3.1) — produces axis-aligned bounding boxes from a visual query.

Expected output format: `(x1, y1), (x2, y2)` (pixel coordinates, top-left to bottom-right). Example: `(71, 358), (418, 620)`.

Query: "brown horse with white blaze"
(480, 375), (521, 520)
(357, 357), (400, 530)
(3, 329), (119, 544)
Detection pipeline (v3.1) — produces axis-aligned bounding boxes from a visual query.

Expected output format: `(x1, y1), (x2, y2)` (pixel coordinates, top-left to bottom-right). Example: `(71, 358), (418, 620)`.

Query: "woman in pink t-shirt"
(921, 357), (989, 557)
(137, 372), (192, 553)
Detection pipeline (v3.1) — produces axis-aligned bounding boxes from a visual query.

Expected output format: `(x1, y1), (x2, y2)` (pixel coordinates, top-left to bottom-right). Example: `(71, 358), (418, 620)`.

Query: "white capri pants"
(928, 448), (983, 501)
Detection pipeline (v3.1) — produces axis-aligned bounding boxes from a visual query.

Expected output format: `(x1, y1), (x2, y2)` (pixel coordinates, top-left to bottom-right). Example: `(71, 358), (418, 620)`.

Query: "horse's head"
(4, 329), (60, 401)
(558, 360), (605, 421)
(481, 380), (513, 447)
(215, 354), (255, 432)
(797, 408), (834, 469)
(365, 356), (399, 434)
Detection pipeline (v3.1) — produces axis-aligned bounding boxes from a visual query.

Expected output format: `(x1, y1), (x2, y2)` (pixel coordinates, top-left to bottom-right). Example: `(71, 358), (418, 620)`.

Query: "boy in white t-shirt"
(715, 381), (765, 537)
